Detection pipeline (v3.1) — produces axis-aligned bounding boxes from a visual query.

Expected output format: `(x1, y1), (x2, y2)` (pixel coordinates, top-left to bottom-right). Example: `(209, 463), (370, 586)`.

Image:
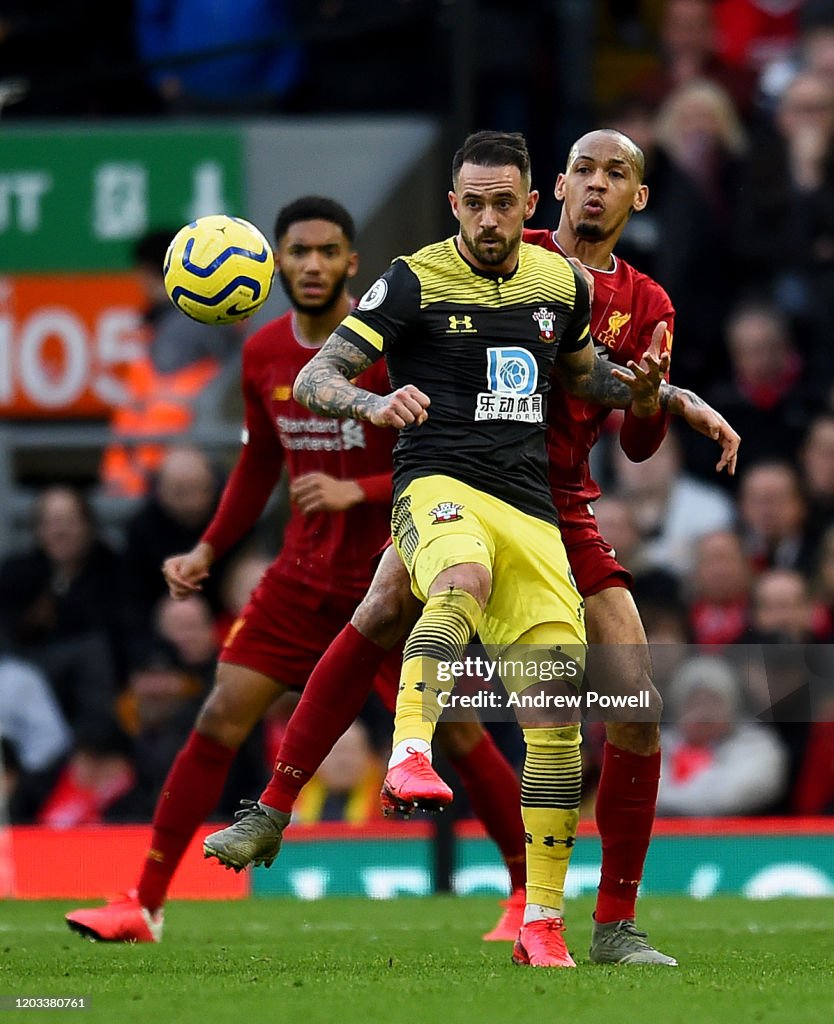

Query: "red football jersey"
(202, 310), (394, 598)
(523, 228), (675, 508)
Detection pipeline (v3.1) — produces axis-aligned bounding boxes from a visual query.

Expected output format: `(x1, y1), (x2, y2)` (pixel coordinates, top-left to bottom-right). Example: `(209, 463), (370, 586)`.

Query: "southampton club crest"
(532, 307), (556, 342)
(430, 501), (464, 524)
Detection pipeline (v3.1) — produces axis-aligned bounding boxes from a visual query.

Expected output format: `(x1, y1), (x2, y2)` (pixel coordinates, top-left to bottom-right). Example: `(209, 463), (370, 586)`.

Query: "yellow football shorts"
(391, 474), (586, 656)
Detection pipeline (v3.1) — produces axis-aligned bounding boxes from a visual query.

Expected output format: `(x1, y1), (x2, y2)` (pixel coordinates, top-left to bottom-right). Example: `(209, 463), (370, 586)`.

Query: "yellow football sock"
(521, 725), (582, 910)
(392, 588), (482, 749)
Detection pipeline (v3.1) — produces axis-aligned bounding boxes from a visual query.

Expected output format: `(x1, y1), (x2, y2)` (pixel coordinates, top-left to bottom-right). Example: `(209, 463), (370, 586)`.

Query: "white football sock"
(388, 738), (431, 769)
(523, 903), (563, 924)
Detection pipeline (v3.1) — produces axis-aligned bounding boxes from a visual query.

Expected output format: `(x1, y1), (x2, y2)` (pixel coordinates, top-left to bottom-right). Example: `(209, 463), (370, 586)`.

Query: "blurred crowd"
(3, 1), (834, 825)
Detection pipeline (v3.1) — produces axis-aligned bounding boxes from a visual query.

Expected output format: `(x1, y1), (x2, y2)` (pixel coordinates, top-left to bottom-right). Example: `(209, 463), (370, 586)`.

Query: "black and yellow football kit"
(338, 237), (589, 909)
(338, 236), (589, 526)
(337, 237), (589, 651)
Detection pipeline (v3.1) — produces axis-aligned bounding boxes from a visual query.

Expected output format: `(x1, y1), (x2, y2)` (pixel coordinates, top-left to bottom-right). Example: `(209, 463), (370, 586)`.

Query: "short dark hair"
(273, 196), (356, 246)
(134, 229), (179, 269)
(451, 131), (531, 189)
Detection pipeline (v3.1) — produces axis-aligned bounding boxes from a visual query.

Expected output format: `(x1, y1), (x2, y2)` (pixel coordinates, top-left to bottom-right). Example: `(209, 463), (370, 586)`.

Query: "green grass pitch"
(3, 896), (833, 1024)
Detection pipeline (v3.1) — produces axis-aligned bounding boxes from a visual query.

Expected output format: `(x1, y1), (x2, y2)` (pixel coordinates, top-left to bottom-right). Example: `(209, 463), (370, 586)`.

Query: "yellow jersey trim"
(402, 239), (577, 310)
(342, 314), (385, 352)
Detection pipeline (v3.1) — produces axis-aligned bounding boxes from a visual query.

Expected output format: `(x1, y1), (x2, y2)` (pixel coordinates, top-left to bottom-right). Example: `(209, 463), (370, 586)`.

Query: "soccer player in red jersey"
(64, 196), (527, 943)
(204, 132), (739, 962)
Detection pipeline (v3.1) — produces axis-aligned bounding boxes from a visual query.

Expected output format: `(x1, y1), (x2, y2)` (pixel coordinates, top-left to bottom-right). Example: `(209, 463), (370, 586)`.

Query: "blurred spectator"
(0, 652), (72, 822)
(654, 78), (747, 207)
(757, 3), (834, 109)
(593, 494), (680, 600)
(216, 550), (274, 644)
(154, 595), (219, 690)
(154, 593), (267, 802)
(714, 0), (802, 75)
(293, 720), (384, 823)
(812, 522), (834, 622)
(738, 572), (822, 809)
(651, 79), (747, 386)
(657, 655), (788, 815)
(611, 430), (735, 576)
(733, 70), (834, 375)
(748, 567), (825, 643)
(110, 642), (205, 819)
(120, 446), (242, 668)
(603, 92), (730, 392)
(687, 530), (752, 647)
(0, 487), (122, 736)
(101, 229), (239, 498)
(707, 300), (818, 468)
(800, 413), (834, 527)
(134, 0), (303, 112)
(737, 461), (817, 573)
(590, 495), (646, 575)
(630, 0), (757, 117)
(37, 725), (135, 828)
(108, 631), (265, 821)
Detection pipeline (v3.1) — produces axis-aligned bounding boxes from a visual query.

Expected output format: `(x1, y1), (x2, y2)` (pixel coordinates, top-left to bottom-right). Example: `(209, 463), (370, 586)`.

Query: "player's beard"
(461, 225), (520, 267)
(574, 219), (607, 241)
(279, 269), (349, 315)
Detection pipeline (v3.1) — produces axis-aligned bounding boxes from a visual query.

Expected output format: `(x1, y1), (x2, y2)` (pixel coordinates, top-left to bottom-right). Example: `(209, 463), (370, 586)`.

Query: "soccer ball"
(163, 215), (275, 324)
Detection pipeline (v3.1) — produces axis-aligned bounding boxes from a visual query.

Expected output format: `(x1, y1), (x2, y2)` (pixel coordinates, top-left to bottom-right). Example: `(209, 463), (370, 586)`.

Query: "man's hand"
(290, 473), (365, 514)
(673, 389), (741, 476)
(162, 542), (214, 599)
(610, 321), (670, 418)
(566, 257), (595, 304)
(367, 385), (430, 429)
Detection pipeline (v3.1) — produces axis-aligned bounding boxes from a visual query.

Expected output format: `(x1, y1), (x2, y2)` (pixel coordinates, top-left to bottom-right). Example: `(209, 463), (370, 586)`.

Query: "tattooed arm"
(554, 341), (741, 475)
(554, 341), (642, 409)
(293, 332), (430, 429)
(660, 385), (740, 475)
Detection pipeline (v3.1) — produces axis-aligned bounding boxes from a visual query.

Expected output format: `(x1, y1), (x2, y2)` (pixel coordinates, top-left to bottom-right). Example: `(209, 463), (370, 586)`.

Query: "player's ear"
(524, 189), (539, 221)
(346, 251), (359, 279)
(448, 189), (461, 223)
(632, 183), (649, 213)
(554, 173), (567, 201)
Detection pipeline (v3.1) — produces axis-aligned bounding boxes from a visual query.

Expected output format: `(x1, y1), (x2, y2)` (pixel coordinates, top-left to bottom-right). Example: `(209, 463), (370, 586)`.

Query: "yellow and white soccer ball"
(163, 215), (275, 324)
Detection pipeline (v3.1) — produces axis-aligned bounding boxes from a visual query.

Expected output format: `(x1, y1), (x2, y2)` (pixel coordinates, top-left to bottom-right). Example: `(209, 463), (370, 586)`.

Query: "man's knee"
(436, 719), (485, 758)
(606, 720), (661, 756)
(194, 668), (273, 749)
(352, 574), (419, 649)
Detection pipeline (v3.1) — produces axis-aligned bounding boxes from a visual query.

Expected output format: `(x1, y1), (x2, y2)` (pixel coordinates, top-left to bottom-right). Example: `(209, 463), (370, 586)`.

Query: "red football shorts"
(220, 561), (400, 705)
(558, 502), (631, 598)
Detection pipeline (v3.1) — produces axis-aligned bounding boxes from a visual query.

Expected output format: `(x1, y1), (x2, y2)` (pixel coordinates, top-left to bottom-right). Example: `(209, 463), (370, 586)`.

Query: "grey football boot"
(203, 799), (290, 872)
(589, 919), (678, 966)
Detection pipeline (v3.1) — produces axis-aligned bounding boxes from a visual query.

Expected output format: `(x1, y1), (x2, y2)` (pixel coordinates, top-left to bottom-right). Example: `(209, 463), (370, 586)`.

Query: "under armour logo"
(447, 315), (477, 334)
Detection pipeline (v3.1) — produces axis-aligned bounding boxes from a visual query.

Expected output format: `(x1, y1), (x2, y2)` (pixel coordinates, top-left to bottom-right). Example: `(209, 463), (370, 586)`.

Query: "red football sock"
(260, 624), (386, 813)
(137, 730), (236, 913)
(448, 731), (526, 892)
(594, 741), (660, 924)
